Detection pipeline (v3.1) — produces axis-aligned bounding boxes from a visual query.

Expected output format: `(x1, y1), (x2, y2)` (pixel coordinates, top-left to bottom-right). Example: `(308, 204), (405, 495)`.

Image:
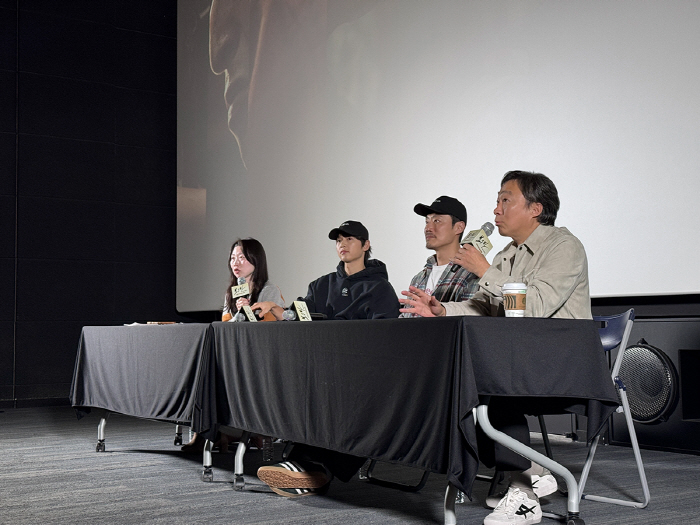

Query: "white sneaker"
(483, 487), (542, 525)
(531, 469), (557, 498)
(485, 469), (558, 508)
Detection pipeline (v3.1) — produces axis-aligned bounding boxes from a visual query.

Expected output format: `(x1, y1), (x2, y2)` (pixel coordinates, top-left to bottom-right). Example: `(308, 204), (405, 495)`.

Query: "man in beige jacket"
(400, 170), (591, 525)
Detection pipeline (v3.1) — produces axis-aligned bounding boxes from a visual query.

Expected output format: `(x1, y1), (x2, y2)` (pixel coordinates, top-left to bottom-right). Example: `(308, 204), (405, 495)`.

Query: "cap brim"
(413, 203), (436, 217)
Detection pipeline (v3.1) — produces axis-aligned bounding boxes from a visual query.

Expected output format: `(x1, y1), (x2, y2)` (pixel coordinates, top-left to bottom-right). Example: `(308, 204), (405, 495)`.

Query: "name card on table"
(292, 301), (313, 322)
(241, 305), (258, 322)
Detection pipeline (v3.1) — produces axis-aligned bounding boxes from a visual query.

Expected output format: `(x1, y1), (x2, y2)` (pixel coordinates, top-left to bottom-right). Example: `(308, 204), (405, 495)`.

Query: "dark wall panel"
(0, 194), (15, 259)
(0, 258), (14, 320)
(18, 135), (114, 201)
(0, 70), (16, 133)
(114, 88), (175, 149)
(0, 321), (13, 402)
(6, 2), (184, 405)
(19, 0), (114, 25)
(18, 72), (114, 142)
(114, 0), (176, 37)
(114, 29), (175, 92)
(19, 11), (114, 84)
(0, 6), (17, 71)
(115, 145), (175, 206)
(15, 259), (115, 322)
(593, 295), (700, 319)
(14, 320), (84, 400)
(17, 196), (115, 261)
(0, 132), (16, 195)
(114, 262), (177, 322)
(114, 203), (173, 263)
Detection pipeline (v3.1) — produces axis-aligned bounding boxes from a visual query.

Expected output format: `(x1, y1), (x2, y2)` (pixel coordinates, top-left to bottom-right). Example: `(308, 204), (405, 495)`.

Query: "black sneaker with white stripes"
(257, 461), (331, 497)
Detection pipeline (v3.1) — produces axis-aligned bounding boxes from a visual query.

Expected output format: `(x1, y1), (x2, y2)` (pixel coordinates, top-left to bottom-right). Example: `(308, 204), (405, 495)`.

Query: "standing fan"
(617, 338), (679, 424)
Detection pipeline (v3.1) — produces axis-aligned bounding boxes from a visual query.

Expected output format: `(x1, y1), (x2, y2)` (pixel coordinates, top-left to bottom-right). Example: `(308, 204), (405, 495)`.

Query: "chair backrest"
(593, 309), (635, 352)
(593, 308), (635, 378)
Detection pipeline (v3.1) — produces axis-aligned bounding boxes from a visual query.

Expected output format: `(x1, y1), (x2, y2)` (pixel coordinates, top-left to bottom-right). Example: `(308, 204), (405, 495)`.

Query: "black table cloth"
(463, 316), (618, 431)
(70, 324), (212, 423)
(192, 317), (619, 496)
(194, 317), (474, 479)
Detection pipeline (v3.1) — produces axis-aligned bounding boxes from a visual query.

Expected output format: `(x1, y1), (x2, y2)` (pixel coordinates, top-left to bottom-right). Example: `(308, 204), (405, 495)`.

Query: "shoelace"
(495, 488), (524, 515)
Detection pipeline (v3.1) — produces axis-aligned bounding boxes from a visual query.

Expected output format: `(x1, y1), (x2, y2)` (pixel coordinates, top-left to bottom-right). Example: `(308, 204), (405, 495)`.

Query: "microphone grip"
(450, 243), (466, 273)
(235, 294), (250, 315)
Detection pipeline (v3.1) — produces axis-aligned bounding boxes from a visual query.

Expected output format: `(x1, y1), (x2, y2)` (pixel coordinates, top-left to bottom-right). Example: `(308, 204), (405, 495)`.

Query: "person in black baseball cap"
(327, 220), (369, 241)
(400, 196), (479, 317)
(293, 219), (398, 320)
(256, 219), (400, 497)
(413, 195), (467, 224)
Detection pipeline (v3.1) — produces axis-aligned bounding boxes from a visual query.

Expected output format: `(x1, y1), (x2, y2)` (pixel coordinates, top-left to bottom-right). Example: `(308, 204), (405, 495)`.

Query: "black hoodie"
(301, 259), (400, 320)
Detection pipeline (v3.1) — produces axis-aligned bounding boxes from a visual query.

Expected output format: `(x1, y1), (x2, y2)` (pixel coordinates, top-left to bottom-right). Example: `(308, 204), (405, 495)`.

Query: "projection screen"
(177, 0), (700, 313)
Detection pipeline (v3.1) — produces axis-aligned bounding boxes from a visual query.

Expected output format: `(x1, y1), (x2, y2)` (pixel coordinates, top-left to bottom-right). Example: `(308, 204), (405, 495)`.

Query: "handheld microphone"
(230, 277), (251, 321)
(450, 222), (495, 273)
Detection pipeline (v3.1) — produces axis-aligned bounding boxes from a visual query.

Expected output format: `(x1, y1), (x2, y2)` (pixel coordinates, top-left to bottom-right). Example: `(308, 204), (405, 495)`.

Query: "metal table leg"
(444, 483), (458, 525)
(96, 411), (109, 452)
(233, 431), (251, 490)
(475, 405), (585, 525)
(201, 439), (214, 482)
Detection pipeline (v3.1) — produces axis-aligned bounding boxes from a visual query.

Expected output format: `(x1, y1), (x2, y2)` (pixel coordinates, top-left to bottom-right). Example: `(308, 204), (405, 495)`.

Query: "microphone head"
(237, 277), (246, 285)
(282, 309), (297, 321)
(481, 222), (495, 236)
(233, 312), (245, 322)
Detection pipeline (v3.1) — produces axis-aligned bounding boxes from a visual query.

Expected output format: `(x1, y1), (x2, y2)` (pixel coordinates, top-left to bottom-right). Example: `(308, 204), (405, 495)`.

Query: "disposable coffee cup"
(502, 282), (527, 317)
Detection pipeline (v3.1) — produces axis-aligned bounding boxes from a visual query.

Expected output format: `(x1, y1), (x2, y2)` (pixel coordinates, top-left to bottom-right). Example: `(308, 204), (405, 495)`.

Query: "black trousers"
(476, 397), (531, 472)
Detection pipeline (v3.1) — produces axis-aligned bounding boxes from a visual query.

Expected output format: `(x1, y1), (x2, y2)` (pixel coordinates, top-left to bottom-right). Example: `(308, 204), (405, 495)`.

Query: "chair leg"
(579, 388), (650, 508)
(538, 415), (554, 459)
(281, 440), (294, 460)
(566, 414), (579, 442)
(487, 470), (504, 496)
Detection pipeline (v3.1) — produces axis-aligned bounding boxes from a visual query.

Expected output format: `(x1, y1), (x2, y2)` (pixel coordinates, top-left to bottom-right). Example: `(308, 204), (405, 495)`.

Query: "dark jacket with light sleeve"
(301, 259), (400, 320)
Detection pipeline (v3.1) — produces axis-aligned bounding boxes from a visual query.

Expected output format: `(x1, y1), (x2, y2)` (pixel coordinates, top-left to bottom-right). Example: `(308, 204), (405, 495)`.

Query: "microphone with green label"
(450, 222), (495, 273)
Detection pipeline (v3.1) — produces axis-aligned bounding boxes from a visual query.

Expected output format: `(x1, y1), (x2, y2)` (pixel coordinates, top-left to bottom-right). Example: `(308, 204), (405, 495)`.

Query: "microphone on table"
(450, 222), (495, 273)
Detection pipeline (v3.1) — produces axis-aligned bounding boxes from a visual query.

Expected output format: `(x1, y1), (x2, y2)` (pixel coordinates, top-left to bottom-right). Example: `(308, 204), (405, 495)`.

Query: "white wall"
(177, 0), (700, 312)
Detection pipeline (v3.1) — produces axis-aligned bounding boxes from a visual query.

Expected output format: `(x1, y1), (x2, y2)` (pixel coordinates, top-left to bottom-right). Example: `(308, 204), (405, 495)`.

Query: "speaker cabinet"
(610, 318), (700, 455)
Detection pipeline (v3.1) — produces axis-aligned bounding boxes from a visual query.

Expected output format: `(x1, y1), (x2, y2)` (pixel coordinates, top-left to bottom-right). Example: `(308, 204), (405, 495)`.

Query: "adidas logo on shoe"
(257, 461), (331, 498)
